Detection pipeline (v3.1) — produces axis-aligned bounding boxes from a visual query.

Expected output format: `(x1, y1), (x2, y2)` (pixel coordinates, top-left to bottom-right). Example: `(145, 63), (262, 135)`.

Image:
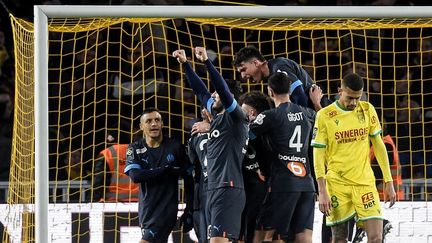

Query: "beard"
(212, 102), (224, 114)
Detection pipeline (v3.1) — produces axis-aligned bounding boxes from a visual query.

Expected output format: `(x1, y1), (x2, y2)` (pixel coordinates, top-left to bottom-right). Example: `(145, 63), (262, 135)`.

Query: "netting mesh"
(5, 14), (432, 242)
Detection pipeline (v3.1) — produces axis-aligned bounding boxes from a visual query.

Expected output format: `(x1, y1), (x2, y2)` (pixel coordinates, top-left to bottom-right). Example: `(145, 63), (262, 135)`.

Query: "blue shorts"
(206, 187), (245, 240)
(141, 226), (172, 243)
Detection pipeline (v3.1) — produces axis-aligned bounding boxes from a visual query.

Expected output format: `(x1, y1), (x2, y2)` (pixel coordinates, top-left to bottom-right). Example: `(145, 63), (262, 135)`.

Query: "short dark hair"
(268, 72), (292, 95)
(225, 79), (243, 100)
(238, 91), (273, 114)
(141, 107), (160, 117)
(342, 73), (364, 91)
(233, 46), (266, 67)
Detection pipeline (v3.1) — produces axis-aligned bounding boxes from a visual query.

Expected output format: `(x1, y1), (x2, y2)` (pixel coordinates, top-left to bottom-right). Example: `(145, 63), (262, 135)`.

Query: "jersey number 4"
(288, 125), (306, 177)
(289, 125), (303, 152)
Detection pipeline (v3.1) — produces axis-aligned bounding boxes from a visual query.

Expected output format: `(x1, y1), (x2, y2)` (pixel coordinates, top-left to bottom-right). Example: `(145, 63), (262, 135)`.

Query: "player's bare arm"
(317, 177), (332, 216)
(384, 181), (396, 207)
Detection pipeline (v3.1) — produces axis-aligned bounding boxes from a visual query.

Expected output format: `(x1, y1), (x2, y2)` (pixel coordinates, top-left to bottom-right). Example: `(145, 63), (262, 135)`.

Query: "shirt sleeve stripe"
(124, 164), (142, 173)
(370, 129), (382, 137)
(206, 98), (214, 114)
(226, 99), (238, 113)
(289, 79), (303, 94)
(311, 141), (326, 148)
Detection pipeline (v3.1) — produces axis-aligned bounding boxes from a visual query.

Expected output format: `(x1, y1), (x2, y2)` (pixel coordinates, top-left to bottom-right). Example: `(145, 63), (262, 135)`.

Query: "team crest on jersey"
(357, 111), (365, 123)
(167, 153), (175, 162)
(254, 113), (266, 125)
(328, 110), (337, 118)
(334, 119), (339, 126)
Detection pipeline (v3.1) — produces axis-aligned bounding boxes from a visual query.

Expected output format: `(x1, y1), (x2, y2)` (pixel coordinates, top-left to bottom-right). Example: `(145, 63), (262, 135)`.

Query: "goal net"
(3, 5), (432, 243)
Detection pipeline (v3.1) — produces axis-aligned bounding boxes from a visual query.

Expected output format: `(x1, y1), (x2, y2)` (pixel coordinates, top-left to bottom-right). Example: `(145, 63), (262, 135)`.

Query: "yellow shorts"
(325, 180), (383, 226)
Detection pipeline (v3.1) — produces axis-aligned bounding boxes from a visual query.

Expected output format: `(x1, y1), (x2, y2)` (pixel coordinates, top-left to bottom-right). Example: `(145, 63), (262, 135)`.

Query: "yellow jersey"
(311, 101), (382, 186)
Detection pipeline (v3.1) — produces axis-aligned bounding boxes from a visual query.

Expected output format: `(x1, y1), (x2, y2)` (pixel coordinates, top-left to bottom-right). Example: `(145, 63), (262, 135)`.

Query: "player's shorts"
(255, 189), (273, 231)
(193, 207), (208, 243)
(269, 191), (315, 238)
(239, 179), (267, 241)
(206, 187), (246, 240)
(192, 181), (208, 243)
(325, 180), (383, 226)
(141, 226), (173, 243)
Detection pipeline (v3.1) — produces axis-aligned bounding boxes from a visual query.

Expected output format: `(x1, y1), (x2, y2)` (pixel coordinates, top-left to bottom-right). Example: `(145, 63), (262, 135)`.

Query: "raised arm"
(195, 47), (237, 113)
(173, 49), (212, 111)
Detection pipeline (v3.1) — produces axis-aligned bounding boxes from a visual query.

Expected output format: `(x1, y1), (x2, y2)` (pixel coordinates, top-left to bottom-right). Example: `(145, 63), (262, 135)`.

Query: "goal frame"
(34, 5), (432, 243)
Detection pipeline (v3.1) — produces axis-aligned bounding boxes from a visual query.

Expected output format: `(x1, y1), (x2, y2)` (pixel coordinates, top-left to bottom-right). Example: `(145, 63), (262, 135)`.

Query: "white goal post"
(33, 5), (432, 243)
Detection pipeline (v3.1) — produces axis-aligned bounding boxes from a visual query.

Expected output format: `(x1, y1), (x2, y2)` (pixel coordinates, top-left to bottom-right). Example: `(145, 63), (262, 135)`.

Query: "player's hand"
(178, 210), (194, 233)
(257, 169), (266, 182)
(384, 181), (396, 208)
(194, 46), (208, 62)
(309, 84), (323, 111)
(172, 49), (187, 63)
(191, 121), (210, 135)
(318, 191), (332, 216)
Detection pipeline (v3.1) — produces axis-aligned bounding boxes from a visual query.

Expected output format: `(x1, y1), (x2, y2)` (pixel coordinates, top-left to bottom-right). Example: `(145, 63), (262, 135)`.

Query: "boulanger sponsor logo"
(278, 154), (307, 176)
(245, 162), (259, 171)
(278, 154), (306, 163)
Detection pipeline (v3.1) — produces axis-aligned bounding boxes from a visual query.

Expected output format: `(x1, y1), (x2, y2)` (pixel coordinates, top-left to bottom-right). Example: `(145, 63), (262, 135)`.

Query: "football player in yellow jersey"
(311, 73), (396, 243)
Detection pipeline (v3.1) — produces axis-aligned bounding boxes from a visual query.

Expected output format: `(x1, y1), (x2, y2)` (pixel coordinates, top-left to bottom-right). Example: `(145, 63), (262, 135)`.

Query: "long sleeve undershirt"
(371, 135), (393, 183)
(126, 167), (166, 184)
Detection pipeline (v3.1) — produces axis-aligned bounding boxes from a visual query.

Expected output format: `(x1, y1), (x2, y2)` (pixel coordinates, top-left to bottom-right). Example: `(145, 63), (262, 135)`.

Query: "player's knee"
(331, 236), (348, 243)
(294, 229), (313, 243)
(366, 232), (382, 243)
